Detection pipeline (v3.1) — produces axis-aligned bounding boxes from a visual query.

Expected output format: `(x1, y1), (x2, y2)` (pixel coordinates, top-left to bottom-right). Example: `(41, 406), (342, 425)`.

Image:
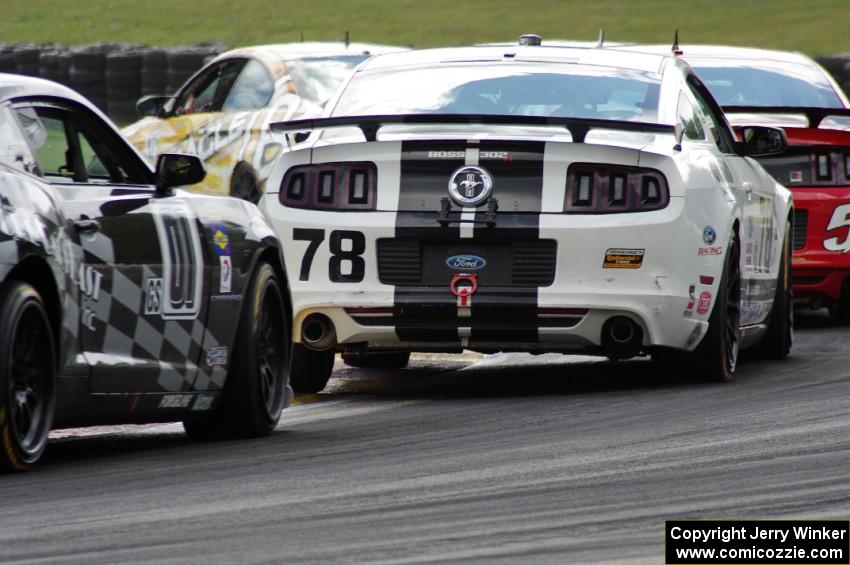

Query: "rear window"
(332, 63), (662, 123)
(690, 59), (844, 108)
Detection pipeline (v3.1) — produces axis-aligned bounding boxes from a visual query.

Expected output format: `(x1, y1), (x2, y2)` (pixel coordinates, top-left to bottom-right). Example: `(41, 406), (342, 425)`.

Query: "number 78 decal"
(825, 203), (850, 253)
(293, 228), (366, 282)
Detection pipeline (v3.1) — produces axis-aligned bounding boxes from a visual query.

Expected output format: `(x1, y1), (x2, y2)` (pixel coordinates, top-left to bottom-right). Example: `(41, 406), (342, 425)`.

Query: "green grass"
(1, 0), (849, 56)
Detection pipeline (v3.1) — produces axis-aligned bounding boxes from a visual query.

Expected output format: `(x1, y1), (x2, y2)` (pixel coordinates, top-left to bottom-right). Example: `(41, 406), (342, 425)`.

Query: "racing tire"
(0, 282), (55, 472)
(341, 351), (410, 369)
(756, 220), (793, 358)
(691, 231), (741, 382)
(828, 280), (850, 324)
(184, 263), (289, 439)
(229, 164), (262, 204)
(141, 48), (168, 95)
(289, 345), (334, 394)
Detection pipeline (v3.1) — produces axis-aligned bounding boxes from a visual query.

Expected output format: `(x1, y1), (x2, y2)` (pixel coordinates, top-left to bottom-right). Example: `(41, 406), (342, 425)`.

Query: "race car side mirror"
(155, 153), (206, 195)
(741, 125), (787, 157)
(136, 95), (171, 118)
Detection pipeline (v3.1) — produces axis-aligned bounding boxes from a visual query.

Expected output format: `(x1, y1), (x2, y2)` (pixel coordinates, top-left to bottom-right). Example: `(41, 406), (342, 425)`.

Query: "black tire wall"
(0, 42), (226, 123)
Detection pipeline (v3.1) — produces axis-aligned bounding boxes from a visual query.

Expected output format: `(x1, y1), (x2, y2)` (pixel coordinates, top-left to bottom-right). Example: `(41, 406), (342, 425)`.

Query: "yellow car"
(123, 42), (403, 202)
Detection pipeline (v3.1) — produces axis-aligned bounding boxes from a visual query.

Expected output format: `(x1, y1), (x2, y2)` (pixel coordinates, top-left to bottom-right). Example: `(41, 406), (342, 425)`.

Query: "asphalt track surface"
(1, 309), (849, 564)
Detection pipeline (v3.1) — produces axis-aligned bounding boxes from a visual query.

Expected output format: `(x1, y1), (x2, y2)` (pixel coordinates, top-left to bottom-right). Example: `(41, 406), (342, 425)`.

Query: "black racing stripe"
(394, 140), (465, 344)
(398, 140), (468, 212)
(393, 290), (462, 342)
(468, 290), (539, 343)
(475, 140), (546, 216)
(391, 139), (548, 345)
(471, 140), (545, 344)
(391, 290), (550, 343)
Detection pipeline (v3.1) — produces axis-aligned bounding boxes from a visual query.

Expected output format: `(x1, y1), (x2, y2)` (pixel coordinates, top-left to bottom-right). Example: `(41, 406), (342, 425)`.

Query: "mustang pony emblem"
(448, 165), (494, 207)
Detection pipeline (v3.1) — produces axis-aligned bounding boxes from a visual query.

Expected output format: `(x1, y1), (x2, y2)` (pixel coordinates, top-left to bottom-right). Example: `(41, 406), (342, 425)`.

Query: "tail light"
(280, 162), (377, 210)
(757, 148), (850, 187)
(565, 163), (669, 213)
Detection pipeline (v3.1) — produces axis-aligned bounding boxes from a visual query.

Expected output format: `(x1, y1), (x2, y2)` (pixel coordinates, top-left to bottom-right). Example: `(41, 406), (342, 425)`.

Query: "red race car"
(621, 44), (850, 320)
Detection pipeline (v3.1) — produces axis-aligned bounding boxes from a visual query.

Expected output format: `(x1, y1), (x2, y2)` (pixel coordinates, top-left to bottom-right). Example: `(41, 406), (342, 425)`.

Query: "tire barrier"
(141, 48), (168, 97)
(13, 44), (44, 77)
(0, 42), (226, 123)
(1, 43), (847, 124)
(166, 44), (223, 94)
(0, 45), (17, 73)
(106, 49), (145, 124)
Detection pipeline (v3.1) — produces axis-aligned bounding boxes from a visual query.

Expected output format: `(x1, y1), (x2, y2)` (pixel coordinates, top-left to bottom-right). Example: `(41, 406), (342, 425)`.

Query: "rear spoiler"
(722, 106), (850, 128)
(269, 114), (675, 143)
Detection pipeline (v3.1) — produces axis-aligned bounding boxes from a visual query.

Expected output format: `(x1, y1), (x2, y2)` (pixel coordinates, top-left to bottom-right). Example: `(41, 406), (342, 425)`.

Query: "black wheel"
(828, 279), (850, 324)
(342, 351), (410, 369)
(289, 345), (335, 393)
(184, 263), (289, 439)
(757, 220), (793, 358)
(0, 282), (55, 472)
(229, 164), (262, 204)
(691, 231), (741, 381)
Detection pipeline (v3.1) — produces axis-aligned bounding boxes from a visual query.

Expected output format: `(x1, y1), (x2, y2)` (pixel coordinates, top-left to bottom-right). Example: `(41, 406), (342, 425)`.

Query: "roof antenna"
(596, 28), (605, 48)
(345, 31), (350, 47)
(672, 29), (683, 56)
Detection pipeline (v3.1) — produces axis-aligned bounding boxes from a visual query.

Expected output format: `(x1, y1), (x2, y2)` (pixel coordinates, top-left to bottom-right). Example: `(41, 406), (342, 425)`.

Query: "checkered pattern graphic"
(0, 208), (83, 364)
(83, 244), (229, 392)
(0, 239), (18, 264)
(2, 190), (238, 394)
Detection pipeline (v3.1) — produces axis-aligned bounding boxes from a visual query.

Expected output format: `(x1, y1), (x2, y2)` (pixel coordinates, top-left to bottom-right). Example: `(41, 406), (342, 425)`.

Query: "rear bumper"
(792, 266), (850, 305)
(790, 187), (850, 302)
(264, 189), (734, 354)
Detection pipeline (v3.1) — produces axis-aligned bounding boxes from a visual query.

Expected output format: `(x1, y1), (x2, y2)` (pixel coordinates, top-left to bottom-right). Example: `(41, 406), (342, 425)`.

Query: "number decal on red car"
(824, 204), (850, 253)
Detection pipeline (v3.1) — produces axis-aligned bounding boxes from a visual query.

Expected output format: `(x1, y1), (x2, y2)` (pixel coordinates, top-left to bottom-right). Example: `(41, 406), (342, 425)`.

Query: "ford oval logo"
(446, 255), (487, 270)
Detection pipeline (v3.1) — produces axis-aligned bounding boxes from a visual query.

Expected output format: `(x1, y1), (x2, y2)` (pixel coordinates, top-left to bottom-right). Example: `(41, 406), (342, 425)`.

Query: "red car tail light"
(565, 164), (669, 213)
(280, 162), (377, 210)
(815, 153), (832, 181)
(756, 148), (850, 187)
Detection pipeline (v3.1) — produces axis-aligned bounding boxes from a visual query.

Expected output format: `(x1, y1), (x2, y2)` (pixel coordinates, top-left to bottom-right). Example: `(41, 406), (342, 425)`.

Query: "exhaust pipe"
(601, 316), (643, 360)
(301, 314), (337, 351)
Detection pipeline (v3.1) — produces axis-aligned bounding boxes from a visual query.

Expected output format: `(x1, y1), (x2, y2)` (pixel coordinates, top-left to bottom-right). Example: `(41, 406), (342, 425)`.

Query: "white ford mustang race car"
(260, 40), (794, 392)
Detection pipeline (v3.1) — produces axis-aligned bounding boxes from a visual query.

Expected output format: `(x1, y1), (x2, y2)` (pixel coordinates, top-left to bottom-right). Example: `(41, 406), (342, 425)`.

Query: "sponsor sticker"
(685, 324), (703, 347)
(603, 248), (644, 269)
(192, 393), (215, 411)
(703, 226), (717, 245)
(220, 255), (232, 293)
(698, 247), (723, 256)
(206, 346), (228, 367)
(683, 285), (696, 317)
(159, 394), (193, 409)
(789, 170), (803, 183)
(697, 291), (712, 315)
(209, 223), (231, 256)
(211, 293), (241, 302)
(144, 278), (163, 315)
